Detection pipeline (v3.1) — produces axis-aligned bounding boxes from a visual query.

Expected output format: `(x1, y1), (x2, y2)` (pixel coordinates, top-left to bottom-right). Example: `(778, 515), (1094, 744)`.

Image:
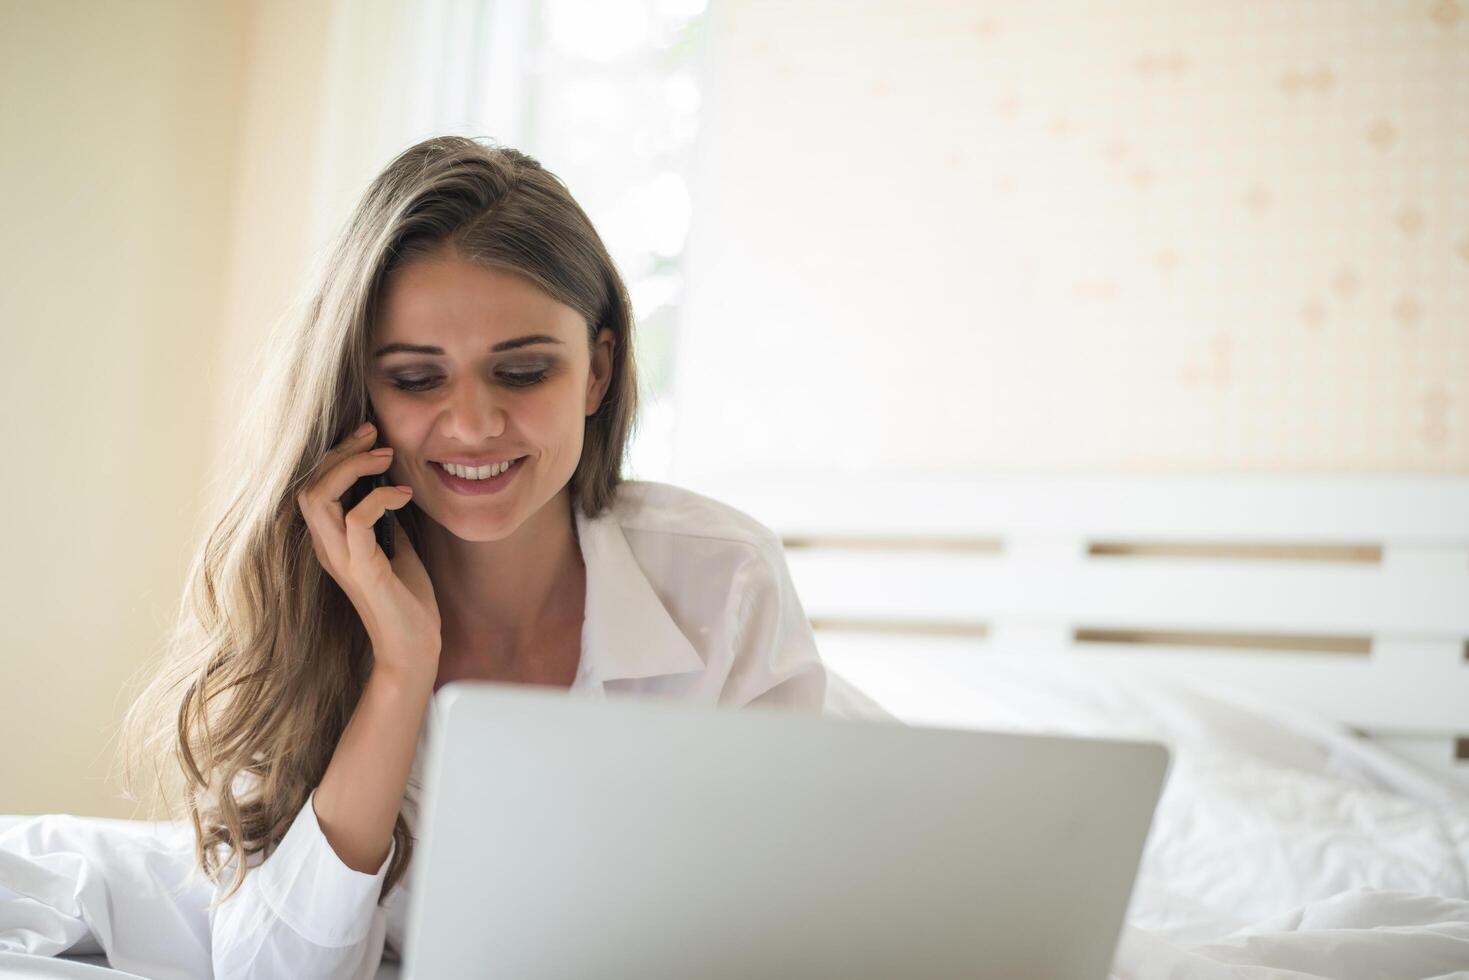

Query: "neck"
(419, 486), (585, 660)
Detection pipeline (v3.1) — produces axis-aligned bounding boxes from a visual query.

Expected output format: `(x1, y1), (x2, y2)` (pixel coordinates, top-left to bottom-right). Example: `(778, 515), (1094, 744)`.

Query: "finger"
(312, 426), (383, 491)
(388, 514), (430, 588)
(297, 487), (337, 568)
(298, 448), (395, 571)
(326, 424), (381, 465)
(307, 449), (397, 522)
(343, 484), (414, 565)
(298, 425), (379, 505)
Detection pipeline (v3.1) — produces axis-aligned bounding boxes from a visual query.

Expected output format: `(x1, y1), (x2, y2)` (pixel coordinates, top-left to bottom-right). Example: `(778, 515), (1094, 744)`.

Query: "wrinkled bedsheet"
(4, 657), (1468, 979)
(828, 644), (1469, 979)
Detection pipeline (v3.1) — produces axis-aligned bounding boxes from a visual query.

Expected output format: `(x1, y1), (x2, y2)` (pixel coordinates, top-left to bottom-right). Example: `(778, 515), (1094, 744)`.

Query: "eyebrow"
(373, 335), (565, 357)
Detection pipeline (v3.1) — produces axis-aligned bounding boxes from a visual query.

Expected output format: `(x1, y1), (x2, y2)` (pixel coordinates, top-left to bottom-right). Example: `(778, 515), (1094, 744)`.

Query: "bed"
(700, 472), (1469, 977)
(4, 474), (1468, 977)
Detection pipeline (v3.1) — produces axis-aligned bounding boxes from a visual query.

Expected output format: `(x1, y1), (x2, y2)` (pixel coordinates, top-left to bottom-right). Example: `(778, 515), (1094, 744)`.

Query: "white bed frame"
(683, 474), (1469, 787)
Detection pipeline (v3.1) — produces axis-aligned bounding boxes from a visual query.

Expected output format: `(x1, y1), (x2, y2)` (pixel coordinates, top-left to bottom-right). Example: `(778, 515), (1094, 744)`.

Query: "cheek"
(373, 397), (432, 441)
(526, 379), (590, 439)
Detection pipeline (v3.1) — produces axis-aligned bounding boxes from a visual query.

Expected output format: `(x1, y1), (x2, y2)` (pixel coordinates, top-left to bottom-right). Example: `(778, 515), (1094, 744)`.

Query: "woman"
(120, 135), (829, 979)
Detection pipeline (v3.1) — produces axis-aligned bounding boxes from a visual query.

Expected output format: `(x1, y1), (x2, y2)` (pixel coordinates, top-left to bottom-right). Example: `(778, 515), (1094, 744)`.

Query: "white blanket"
(4, 658), (1467, 978)
(828, 644), (1469, 979)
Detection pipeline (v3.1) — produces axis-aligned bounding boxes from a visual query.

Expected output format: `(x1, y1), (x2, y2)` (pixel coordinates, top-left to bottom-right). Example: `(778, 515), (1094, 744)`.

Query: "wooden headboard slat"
(1073, 628), (1372, 655)
(689, 473), (1469, 784)
(1085, 542), (1382, 563)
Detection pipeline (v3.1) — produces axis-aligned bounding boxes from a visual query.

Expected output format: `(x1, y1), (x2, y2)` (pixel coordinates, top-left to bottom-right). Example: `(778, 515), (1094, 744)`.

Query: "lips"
(431, 456), (525, 496)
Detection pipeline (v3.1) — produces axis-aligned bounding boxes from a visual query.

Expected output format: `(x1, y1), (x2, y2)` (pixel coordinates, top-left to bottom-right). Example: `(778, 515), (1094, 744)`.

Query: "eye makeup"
(384, 363), (554, 392)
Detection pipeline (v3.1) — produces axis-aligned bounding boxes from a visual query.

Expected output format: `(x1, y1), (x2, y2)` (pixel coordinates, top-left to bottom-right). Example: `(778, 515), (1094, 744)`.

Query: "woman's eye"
(501, 370), (549, 387)
(388, 370), (549, 392)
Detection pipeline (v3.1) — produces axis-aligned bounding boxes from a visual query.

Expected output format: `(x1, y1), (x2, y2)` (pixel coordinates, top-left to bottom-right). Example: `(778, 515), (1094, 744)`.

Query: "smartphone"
(339, 419), (397, 560)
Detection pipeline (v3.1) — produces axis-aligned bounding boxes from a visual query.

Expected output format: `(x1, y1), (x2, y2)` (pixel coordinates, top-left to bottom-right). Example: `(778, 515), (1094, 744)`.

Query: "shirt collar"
(572, 496), (706, 687)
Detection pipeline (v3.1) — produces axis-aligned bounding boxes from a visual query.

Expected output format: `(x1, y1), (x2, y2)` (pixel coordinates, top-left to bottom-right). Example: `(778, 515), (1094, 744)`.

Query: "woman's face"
(367, 248), (614, 541)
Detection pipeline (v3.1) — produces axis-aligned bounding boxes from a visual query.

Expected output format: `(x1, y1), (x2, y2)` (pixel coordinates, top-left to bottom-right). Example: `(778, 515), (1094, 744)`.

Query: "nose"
(439, 377), (507, 443)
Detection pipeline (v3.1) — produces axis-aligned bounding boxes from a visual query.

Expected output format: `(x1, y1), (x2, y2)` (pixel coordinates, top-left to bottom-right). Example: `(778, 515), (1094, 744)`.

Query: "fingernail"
(354, 422), (374, 437)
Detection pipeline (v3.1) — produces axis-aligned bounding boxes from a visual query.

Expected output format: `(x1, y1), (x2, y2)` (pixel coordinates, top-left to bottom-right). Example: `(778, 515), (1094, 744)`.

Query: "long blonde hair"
(119, 135), (641, 905)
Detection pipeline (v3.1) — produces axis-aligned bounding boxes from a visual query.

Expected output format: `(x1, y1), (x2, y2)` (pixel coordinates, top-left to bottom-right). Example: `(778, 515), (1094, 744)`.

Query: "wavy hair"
(118, 135), (641, 905)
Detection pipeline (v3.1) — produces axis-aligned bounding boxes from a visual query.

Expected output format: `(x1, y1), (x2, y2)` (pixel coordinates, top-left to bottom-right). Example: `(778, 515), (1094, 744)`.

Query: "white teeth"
(441, 460), (515, 480)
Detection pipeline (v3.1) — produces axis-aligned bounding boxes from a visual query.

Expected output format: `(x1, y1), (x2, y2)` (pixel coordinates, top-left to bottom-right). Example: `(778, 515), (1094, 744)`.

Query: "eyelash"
(390, 371), (549, 392)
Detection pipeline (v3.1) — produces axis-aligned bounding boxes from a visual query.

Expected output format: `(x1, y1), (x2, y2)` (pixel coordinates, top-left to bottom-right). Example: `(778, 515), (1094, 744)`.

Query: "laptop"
(401, 681), (1170, 979)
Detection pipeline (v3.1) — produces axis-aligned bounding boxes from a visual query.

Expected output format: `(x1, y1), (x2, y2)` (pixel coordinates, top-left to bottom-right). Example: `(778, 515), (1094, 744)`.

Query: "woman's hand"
(297, 422), (441, 685)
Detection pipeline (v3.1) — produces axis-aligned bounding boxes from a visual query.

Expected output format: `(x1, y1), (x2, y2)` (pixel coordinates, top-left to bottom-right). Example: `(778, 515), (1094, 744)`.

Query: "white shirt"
(209, 479), (839, 979)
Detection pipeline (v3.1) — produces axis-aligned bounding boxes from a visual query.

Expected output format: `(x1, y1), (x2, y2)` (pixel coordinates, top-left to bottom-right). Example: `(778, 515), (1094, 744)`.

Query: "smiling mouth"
(430, 456), (527, 495)
(433, 457), (524, 479)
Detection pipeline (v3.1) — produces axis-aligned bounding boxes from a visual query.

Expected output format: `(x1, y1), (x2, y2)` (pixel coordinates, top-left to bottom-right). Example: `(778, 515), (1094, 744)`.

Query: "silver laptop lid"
(403, 681), (1169, 980)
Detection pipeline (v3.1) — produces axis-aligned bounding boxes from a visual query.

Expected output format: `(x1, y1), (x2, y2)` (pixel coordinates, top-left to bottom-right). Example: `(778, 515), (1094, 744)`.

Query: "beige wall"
(210, 0), (335, 467)
(0, 0), (330, 817)
(672, 0), (1469, 481)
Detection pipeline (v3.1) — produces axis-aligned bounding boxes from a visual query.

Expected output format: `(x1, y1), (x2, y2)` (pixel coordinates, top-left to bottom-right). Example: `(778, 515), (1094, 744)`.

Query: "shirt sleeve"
(726, 532), (829, 713)
(210, 787), (394, 980)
